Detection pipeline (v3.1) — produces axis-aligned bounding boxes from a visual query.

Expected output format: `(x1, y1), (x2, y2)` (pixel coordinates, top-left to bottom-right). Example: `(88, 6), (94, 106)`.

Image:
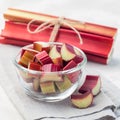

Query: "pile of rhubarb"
(71, 74), (101, 108)
(0, 8), (118, 64)
(18, 42), (85, 94)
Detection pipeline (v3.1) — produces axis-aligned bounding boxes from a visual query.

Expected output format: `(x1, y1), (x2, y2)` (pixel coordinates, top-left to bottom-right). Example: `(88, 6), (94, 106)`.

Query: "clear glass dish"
(13, 42), (87, 102)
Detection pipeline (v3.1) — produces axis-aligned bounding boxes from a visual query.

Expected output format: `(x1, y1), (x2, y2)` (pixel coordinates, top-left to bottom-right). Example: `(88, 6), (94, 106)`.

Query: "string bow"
(27, 17), (83, 44)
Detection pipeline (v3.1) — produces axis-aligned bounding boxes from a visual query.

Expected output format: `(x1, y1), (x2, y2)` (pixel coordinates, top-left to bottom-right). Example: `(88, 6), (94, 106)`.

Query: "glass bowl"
(13, 42), (87, 102)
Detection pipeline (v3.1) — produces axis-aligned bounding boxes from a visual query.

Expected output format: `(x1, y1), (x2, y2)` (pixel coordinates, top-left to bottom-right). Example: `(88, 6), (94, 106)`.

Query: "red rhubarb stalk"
(4, 8), (117, 38)
(1, 21), (114, 58)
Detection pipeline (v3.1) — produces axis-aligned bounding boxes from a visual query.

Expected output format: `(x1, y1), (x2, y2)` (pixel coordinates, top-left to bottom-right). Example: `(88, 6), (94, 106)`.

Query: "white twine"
(27, 17), (83, 44)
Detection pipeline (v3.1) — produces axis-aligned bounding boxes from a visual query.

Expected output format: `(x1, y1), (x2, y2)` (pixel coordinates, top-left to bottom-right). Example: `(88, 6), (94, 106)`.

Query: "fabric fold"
(0, 46), (119, 120)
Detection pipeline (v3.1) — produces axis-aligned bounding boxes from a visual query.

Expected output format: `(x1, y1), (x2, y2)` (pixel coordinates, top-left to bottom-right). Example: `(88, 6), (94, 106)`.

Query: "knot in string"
(27, 17), (83, 44)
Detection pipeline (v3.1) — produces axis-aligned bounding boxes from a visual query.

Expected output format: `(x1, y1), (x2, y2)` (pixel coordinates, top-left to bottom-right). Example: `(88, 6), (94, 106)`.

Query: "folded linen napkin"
(0, 45), (119, 120)
(101, 75), (120, 119)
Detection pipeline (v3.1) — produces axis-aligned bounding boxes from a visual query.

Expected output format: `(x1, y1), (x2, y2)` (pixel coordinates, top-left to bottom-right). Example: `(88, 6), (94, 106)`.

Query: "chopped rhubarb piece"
(33, 42), (42, 52)
(21, 50), (35, 59)
(33, 78), (40, 91)
(40, 81), (56, 94)
(40, 64), (62, 82)
(79, 75), (101, 96)
(49, 45), (63, 66)
(41, 63), (61, 72)
(52, 57), (63, 67)
(63, 60), (81, 83)
(61, 43), (76, 61)
(49, 45), (61, 58)
(18, 55), (32, 68)
(67, 70), (81, 83)
(28, 62), (41, 71)
(34, 50), (53, 65)
(71, 88), (93, 108)
(20, 48), (38, 59)
(40, 73), (62, 82)
(63, 50), (81, 83)
(18, 49), (38, 67)
(21, 48), (39, 57)
(73, 55), (83, 64)
(63, 60), (77, 70)
(19, 70), (33, 83)
(33, 42), (50, 52)
(55, 75), (72, 92)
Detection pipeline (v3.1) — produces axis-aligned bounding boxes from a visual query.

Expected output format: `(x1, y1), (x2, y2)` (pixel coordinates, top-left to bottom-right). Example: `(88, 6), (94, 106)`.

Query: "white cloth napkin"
(0, 45), (120, 120)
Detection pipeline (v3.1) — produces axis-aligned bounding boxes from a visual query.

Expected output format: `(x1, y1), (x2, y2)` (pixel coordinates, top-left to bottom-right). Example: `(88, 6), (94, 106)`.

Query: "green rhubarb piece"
(55, 75), (72, 92)
(40, 81), (56, 94)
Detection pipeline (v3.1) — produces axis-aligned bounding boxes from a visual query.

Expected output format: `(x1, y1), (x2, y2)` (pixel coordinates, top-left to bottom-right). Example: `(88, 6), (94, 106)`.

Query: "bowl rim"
(13, 42), (87, 74)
